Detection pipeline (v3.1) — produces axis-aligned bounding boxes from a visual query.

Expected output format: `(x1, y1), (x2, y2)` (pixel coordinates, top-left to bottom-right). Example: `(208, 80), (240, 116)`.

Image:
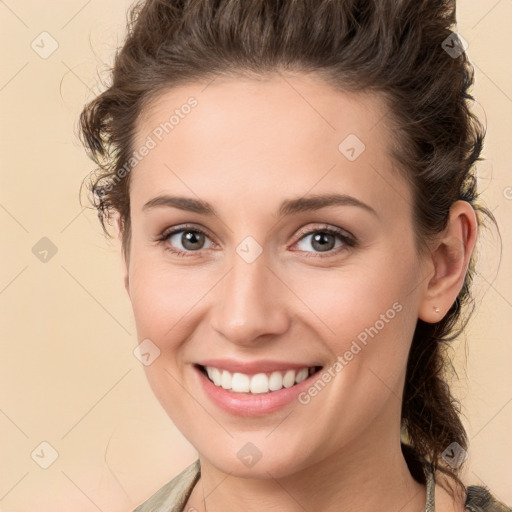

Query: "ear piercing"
(433, 306), (441, 313)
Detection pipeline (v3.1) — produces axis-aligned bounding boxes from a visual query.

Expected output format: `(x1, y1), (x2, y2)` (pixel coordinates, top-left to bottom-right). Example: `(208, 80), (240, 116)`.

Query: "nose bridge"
(210, 251), (288, 345)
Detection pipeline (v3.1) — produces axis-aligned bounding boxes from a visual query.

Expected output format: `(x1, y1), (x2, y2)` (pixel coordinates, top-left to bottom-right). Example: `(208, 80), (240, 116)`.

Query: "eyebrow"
(142, 193), (378, 217)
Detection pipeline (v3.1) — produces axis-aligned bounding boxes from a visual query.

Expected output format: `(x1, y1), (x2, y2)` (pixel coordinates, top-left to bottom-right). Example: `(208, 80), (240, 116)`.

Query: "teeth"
(282, 370), (296, 388)
(204, 366), (315, 394)
(268, 371), (283, 391)
(295, 368), (309, 383)
(210, 367), (222, 386)
(250, 373), (268, 394)
(232, 372), (250, 392)
(221, 370), (232, 390)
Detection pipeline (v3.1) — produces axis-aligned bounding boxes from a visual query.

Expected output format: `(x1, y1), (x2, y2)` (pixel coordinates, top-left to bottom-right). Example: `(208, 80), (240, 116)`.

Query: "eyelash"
(156, 224), (214, 258)
(155, 223), (356, 258)
(294, 224), (356, 258)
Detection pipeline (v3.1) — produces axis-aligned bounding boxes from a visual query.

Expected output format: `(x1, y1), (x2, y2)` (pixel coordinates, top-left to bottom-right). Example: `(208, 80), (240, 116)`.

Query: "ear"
(418, 200), (478, 323)
(113, 213), (130, 295)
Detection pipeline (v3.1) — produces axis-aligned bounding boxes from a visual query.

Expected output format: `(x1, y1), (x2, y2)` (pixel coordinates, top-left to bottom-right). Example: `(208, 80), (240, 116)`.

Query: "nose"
(210, 254), (290, 347)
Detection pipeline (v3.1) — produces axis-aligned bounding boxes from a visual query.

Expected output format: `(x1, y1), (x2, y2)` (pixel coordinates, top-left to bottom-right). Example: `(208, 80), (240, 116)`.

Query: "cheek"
(127, 253), (219, 404)
(285, 256), (420, 453)
(127, 256), (206, 423)
(289, 246), (420, 374)
(128, 253), (213, 342)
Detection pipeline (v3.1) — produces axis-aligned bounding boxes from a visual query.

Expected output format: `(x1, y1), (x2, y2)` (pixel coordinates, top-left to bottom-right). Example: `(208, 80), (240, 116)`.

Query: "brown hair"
(79, 0), (497, 492)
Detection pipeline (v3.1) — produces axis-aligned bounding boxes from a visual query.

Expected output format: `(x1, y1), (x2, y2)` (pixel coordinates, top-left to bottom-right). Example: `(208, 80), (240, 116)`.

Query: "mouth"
(195, 364), (323, 395)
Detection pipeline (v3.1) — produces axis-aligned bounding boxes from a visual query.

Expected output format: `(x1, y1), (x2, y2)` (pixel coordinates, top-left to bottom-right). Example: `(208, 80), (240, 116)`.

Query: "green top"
(133, 459), (511, 512)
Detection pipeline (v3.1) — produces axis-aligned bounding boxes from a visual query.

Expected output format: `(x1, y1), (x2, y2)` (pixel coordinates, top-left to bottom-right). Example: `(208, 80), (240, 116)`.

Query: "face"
(125, 73), (430, 478)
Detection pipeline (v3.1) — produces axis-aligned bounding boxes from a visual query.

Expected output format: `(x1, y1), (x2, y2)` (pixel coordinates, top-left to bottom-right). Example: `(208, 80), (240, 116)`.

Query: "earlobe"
(418, 201), (478, 323)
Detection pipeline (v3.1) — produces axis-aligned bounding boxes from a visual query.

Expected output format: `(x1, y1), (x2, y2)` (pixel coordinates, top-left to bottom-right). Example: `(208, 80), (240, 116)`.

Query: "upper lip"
(195, 359), (320, 374)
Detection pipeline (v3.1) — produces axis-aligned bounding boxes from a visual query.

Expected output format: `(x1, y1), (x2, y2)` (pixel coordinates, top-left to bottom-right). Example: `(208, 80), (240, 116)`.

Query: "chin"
(192, 431), (322, 481)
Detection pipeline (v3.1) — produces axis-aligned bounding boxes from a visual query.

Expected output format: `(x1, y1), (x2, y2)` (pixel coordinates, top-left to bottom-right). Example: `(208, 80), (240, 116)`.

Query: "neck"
(186, 403), (426, 512)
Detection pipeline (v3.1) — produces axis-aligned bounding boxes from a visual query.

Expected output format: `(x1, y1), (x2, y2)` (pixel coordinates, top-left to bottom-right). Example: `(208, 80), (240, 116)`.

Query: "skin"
(120, 73), (477, 511)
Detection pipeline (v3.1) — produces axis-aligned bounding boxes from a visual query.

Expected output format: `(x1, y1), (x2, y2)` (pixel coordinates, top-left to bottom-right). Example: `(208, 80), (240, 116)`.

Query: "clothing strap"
(425, 463), (436, 512)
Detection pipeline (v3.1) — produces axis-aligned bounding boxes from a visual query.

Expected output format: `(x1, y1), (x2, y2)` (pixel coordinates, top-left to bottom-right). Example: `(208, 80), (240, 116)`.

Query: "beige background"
(0, 1), (510, 510)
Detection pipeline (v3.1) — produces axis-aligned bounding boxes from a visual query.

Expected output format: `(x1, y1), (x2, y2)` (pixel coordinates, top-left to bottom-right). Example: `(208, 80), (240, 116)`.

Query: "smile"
(199, 365), (320, 394)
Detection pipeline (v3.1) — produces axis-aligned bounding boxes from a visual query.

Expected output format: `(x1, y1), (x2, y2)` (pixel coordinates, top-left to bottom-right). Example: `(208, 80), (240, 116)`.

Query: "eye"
(292, 225), (355, 256)
(157, 224), (216, 256)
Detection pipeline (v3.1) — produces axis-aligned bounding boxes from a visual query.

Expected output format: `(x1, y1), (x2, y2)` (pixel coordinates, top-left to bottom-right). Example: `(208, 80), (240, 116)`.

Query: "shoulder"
(434, 470), (511, 512)
(464, 485), (512, 512)
(132, 459), (201, 512)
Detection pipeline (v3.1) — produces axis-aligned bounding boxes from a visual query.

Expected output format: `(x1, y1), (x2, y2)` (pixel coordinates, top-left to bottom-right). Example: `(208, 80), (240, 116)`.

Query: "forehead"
(135, 73), (388, 152)
(130, 73), (412, 220)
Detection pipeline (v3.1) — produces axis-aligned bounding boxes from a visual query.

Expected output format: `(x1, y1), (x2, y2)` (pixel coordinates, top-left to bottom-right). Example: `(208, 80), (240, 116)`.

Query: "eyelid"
(156, 223), (217, 257)
(293, 223), (355, 244)
(159, 223), (214, 242)
(289, 223), (356, 257)
(157, 222), (356, 258)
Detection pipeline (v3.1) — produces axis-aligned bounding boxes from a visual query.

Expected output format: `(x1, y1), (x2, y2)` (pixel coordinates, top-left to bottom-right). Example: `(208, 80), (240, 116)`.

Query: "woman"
(79, 0), (511, 510)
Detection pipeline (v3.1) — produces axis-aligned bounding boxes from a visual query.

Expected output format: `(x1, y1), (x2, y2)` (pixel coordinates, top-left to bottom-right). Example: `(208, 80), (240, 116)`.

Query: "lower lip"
(194, 365), (321, 416)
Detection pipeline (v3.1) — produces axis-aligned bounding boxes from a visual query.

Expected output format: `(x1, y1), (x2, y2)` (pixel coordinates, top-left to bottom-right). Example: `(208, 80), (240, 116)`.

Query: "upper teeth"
(205, 366), (312, 394)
